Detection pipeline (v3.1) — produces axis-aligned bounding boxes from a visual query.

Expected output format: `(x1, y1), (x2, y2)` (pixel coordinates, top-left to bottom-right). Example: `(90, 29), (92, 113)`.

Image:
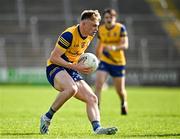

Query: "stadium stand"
(172, 0), (180, 11)
(0, 0), (179, 85)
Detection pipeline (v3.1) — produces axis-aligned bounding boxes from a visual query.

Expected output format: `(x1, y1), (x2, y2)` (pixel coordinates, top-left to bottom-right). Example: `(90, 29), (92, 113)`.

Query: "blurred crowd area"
(0, 0), (179, 85)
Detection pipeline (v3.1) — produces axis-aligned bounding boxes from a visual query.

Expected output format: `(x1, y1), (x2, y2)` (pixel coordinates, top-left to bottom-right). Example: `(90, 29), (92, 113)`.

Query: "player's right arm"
(49, 46), (71, 68)
(49, 47), (91, 74)
(49, 32), (92, 74)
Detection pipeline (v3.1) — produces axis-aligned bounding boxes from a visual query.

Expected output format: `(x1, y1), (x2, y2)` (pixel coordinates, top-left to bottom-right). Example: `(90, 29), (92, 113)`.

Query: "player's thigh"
(74, 80), (97, 103)
(113, 76), (126, 91)
(54, 70), (77, 91)
(96, 70), (108, 85)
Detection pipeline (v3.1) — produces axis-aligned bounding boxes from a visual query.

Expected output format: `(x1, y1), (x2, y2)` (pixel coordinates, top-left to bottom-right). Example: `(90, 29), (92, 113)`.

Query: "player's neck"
(105, 23), (115, 30)
(78, 25), (88, 39)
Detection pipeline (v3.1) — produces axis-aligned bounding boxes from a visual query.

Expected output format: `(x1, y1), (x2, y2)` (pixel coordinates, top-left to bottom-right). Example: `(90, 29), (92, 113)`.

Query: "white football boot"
(40, 115), (51, 134)
(95, 127), (118, 135)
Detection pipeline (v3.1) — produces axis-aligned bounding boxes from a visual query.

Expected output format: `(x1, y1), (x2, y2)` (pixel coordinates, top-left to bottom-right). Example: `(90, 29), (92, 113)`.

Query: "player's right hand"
(72, 62), (93, 74)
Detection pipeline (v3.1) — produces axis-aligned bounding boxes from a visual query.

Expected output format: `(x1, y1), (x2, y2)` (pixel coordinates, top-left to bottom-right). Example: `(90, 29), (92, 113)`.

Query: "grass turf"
(0, 85), (180, 139)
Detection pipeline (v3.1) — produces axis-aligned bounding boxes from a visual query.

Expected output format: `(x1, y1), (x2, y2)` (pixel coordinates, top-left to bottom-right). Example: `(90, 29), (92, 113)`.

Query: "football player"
(40, 10), (118, 135)
(95, 8), (129, 115)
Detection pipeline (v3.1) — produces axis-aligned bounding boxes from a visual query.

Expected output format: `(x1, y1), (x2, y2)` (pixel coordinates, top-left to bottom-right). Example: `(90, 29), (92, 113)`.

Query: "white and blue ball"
(78, 53), (99, 72)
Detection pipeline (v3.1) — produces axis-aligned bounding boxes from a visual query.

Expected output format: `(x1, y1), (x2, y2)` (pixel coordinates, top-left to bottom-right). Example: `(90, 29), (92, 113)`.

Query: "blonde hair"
(80, 10), (101, 22)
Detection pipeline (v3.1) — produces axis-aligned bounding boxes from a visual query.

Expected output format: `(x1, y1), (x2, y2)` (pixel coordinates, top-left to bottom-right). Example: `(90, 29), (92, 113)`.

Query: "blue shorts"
(97, 61), (125, 77)
(46, 64), (83, 87)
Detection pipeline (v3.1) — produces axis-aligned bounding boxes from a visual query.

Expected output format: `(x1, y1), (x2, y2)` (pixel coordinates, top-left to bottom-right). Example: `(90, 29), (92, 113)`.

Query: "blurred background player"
(40, 10), (118, 135)
(95, 8), (129, 115)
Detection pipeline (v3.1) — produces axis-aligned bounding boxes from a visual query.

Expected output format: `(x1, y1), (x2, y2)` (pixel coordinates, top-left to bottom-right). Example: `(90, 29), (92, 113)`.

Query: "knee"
(87, 94), (98, 105)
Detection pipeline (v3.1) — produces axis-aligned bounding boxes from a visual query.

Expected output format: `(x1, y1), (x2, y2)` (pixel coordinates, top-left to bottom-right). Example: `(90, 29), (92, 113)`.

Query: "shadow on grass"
(140, 114), (180, 118)
(123, 133), (180, 137)
(0, 132), (40, 136)
(1, 132), (180, 138)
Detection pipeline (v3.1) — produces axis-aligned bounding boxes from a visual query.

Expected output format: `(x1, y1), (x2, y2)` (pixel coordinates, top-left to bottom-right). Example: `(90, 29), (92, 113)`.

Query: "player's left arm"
(115, 36), (128, 50)
(115, 25), (129, 50)
(106, 25), (129, 51)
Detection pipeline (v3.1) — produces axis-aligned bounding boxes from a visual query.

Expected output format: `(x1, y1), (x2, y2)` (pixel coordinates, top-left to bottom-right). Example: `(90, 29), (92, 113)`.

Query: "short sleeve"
(57, 32), (73, 49)
(120, 25), (127, 37)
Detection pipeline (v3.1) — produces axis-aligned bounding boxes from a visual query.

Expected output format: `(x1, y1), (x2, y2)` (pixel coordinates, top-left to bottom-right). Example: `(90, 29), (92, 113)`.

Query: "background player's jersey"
(98, 23), (127, 65)
(47, 25), (93, 66)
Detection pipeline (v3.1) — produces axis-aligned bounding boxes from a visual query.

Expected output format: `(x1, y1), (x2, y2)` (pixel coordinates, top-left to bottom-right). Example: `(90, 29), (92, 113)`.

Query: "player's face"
(84, 20), (99, 36)
(104, 13), (116, 27)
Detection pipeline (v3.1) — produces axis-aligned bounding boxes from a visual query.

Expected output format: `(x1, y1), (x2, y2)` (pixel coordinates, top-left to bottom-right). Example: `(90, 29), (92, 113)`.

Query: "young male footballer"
(40, 10), (118, 135)
(95, 8), (129, 115)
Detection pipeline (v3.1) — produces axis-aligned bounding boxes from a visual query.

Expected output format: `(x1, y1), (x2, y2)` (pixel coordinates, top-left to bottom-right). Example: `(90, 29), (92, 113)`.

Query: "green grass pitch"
(0, 85), (180, 139)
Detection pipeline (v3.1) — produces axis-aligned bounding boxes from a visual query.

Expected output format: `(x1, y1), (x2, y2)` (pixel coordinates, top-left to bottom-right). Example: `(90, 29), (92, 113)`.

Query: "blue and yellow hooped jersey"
(98, 23), (127, 65)
(47, 25), (93, 66)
